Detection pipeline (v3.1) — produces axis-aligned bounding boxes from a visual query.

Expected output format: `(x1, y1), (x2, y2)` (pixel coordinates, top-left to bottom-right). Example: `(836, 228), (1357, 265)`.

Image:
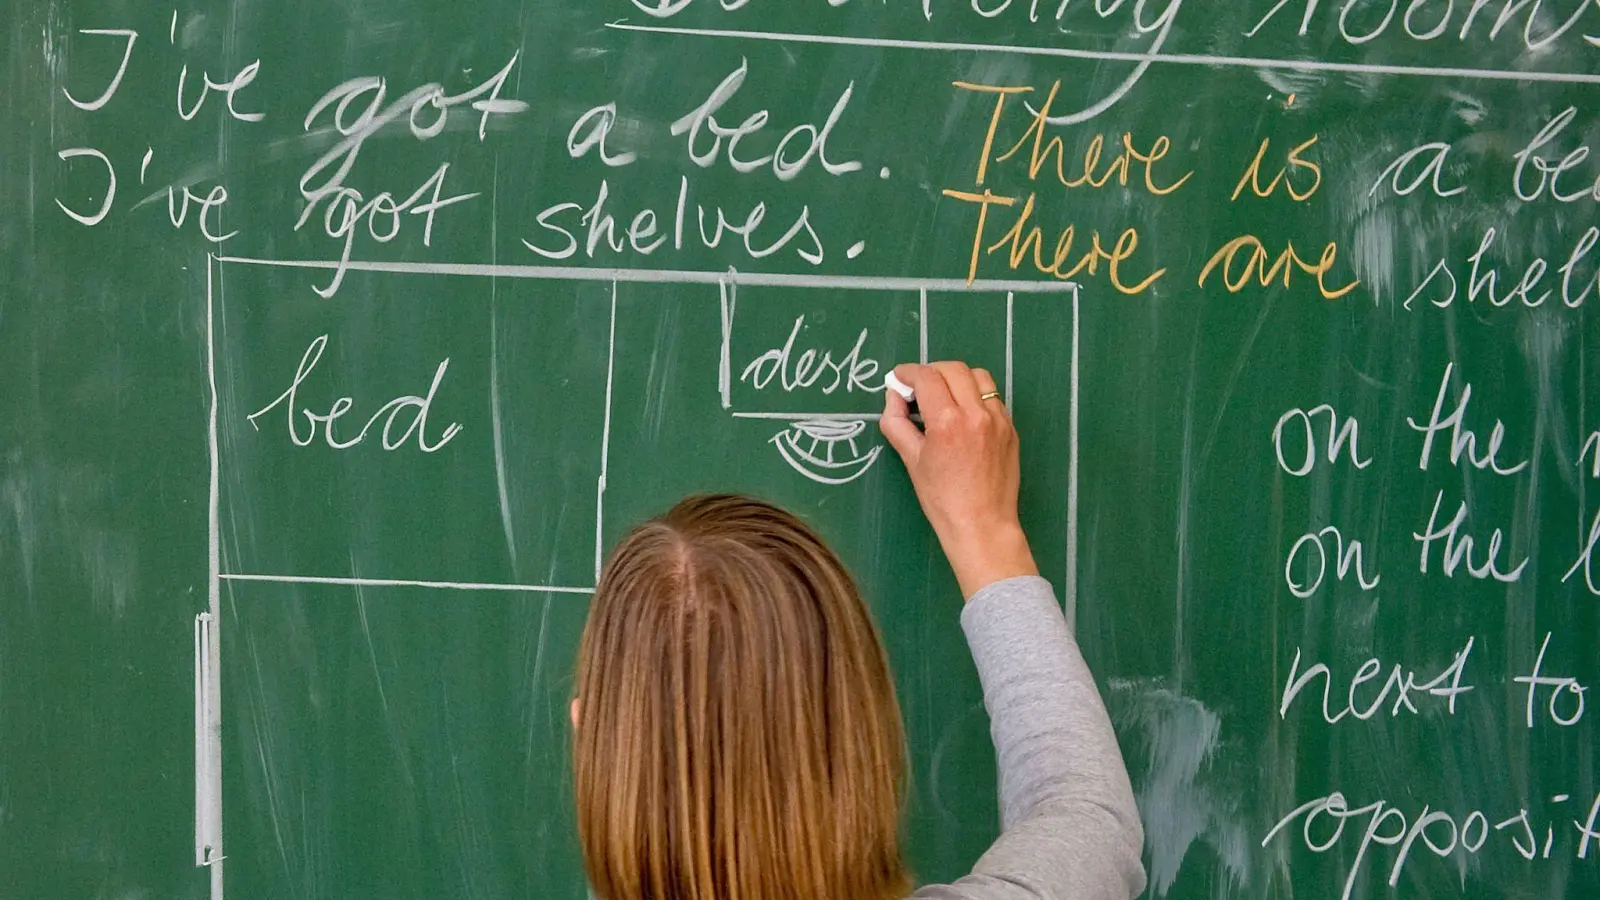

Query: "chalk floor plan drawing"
(193, 253), (1079, 899)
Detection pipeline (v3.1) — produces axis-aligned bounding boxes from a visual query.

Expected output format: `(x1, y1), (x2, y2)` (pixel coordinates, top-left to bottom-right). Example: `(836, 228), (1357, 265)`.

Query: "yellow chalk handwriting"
(991, 81), (1192, 196)
(1198, 235), (1358, 299)
(1231, 135), (1323, 202)
(943, 189), (1166, 294)
(953, 82), (1033, 187)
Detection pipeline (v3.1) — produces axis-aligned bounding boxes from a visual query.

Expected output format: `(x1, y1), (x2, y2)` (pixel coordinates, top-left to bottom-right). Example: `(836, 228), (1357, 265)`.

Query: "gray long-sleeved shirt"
(912, 576), (1148, 900)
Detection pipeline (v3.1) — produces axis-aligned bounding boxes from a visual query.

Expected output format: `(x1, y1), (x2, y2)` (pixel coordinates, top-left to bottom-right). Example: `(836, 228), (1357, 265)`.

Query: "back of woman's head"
(573, 494), (910, 900)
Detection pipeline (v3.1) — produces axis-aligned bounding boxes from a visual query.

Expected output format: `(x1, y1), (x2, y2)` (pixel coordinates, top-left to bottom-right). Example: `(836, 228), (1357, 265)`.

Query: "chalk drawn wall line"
(595, 282), (618, 582)
(606, 22), (1600, 86)
(1005, 292), (1014, 415)
(1066, 282), (1080, 627)
(919, 288), (929, 365)
(733, 411), (890, 421)
(215, 256), (1080, 294)
(200, 256), (224, 900)
(218, 573), (597, 594)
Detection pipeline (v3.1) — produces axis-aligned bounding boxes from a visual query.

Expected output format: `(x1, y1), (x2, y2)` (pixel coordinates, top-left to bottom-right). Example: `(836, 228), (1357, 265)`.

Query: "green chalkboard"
(3, 1), (1598, 899)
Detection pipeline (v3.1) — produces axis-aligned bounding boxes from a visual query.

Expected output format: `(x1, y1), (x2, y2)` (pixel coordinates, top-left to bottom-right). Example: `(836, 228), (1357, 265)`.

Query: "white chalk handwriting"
(741, 316), (881, 395)
(246, 335), (462, 453)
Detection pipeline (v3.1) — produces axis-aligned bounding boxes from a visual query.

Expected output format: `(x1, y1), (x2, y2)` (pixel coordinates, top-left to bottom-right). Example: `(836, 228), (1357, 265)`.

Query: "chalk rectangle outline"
(202, 257), (1082, 900)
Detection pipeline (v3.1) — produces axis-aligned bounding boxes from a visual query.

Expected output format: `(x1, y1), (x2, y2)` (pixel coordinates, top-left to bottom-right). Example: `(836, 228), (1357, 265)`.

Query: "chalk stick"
(884, 371), (915, 401)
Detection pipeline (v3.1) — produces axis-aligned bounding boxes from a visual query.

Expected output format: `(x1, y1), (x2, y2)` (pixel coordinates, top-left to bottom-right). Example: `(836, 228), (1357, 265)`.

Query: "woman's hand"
(879, 362), (1039, 600)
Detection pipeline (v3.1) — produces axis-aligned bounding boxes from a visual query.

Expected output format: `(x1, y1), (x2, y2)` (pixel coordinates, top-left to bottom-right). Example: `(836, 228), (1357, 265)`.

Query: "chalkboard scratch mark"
(1343, 359), (1394, 393)
(1257, 69), (1325, 105)
(1197, 294), (1275, 474)
(1348, 208), (1397, 306)
(443, 690), (483, 900)
(927, 703), (985, 827)
(356, 589), (417, 794)
(1, 460), (37, 602)
(523, 591), (556, 772)
(243, 629), (287, 888)
(1109, 680), (1251, 897)
(1581, 344), (1590, 537)
(1174, 339), (1197, 687)
(606, 22), (1600, 86)
(129, 166), (223, 213)
(489, 159), (518, 573)
(1447, 91), (1487, 126)
(513, 0), (533, 95)
(1527, 318), (1574, 483)
(643, 292), (682, 443)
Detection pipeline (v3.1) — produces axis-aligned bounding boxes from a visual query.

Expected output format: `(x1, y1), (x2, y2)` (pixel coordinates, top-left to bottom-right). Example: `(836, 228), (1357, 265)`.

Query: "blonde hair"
(573, 494), (911, 900)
